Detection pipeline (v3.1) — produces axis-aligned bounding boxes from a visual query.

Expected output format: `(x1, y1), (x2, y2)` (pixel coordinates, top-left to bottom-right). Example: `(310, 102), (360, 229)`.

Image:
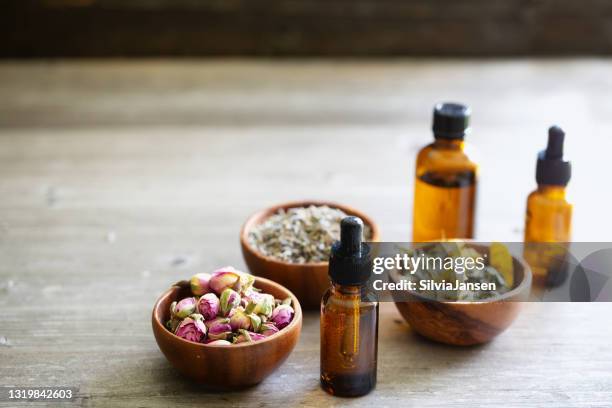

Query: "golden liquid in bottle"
(412, 139), (478, 242)
(524, 185), (572, 286)
(320, 285), (378, 397)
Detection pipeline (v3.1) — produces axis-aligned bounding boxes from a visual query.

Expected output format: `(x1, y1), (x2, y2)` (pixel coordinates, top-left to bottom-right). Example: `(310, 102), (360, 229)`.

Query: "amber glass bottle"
(321, 217), (378, 397)
(524, 126), (572, 286)
(412, 103), (478, 242)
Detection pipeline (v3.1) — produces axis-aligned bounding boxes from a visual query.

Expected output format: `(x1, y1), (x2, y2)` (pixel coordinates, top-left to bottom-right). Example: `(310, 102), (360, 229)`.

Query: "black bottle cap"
(536, 126), (571, 186)
(432, 102), (471, 140)
(328, 217), (372, 286)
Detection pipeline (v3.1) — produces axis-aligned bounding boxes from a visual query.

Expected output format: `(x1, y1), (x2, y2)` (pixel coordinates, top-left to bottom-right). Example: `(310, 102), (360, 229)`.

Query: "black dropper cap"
(536, 126), (571, 186)
(328, 217), (372, 286)
(432, 102), (471, 140)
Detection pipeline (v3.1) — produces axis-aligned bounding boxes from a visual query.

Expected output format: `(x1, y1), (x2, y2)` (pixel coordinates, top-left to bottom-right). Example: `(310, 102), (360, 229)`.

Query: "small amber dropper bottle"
(321, 216), (378, 397)
(524, 126), (572, 286)
(412, 103), (478, 242)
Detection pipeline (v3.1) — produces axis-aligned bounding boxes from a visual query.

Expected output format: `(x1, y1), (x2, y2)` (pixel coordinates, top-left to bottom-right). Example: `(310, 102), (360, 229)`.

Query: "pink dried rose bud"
(197, 293), (220, 320)
(233, 329), (266, 344)
(271, 304), (294, 329)
(174, 297), (197, 319)
(244, 292), (275, 318)
(260, 321), (279, 337)
(219, 288), (241, 316)
(206, 339), (232, 346)
(205, 316), (229, 330)
(190, 272), (211, 296)
(229, 308), (251, 331)
(206, 317), (233, 340)
(209, 267), (242, 295)
(175, 316), (207, 343)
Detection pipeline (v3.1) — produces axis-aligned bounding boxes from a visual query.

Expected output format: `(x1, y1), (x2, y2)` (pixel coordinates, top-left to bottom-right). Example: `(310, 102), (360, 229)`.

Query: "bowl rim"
(240, 199), (381, 268)
(389, 241), (532, 305)
(152, 275), (302, 348)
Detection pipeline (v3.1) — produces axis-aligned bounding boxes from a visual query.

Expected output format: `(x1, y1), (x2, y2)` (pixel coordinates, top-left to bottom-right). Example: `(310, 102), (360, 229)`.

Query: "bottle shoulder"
(321, 285), (378, 311)
(416, 141), (478, 173)
(527, 187), (572, 208)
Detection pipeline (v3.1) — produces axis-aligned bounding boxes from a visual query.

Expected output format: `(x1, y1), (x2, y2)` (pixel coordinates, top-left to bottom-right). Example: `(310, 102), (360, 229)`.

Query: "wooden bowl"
(240, 200), (380, 309)
(393, 243), (532, 346)
(151, 276), (302, 388)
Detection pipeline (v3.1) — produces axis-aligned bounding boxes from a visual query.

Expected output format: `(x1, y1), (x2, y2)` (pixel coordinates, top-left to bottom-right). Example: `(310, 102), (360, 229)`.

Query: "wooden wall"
(3, 0), (612, 57)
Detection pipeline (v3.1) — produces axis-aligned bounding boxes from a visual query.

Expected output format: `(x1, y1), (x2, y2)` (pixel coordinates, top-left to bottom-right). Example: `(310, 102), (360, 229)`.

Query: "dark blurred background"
(3, 0), (612, 58)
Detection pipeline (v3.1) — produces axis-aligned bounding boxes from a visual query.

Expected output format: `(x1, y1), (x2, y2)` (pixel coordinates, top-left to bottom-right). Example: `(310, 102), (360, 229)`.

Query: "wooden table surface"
(0, 60), (611, 407)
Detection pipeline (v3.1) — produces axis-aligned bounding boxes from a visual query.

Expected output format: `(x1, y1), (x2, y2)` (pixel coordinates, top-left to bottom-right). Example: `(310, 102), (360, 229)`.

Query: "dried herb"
(401, 242), (512, 301)
(248, 205), (372, 264)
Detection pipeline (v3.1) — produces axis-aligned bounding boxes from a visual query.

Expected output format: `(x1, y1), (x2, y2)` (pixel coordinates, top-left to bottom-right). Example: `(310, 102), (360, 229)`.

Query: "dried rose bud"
(233, 329), (266, 344)
(197, 293), (220, 320)
(219, 288), (241, 317)
(206, 317), (233, 340)
(240, 297), (249, 308)
(174, 297), (197, 319)
(209, 267), (242, 295)
(271, 304), (294, 329)
(248, 313), (262, 332)
(259, 321), (279, 337)
(175, 316), (207, 343)
(190, 272), (211, 296)
(189, 313), (204, 321)
(205, 316), (227, 329)
(239, 273), (255, 294)
(206, 339), (232, 346)
(166, 317), (182, 333)
(229, 308), (251, 331)
(244, 292), (275, 318)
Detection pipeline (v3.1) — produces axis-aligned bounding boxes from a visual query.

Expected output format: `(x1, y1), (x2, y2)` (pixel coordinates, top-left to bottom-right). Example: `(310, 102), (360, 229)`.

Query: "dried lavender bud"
(247, 205), (372, 264)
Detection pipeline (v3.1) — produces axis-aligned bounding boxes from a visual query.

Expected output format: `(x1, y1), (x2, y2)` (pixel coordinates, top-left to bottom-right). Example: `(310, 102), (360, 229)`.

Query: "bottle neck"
(432, 137), (465, 150)
(537, 184), (567, 198)
(331, 282), (363, 295)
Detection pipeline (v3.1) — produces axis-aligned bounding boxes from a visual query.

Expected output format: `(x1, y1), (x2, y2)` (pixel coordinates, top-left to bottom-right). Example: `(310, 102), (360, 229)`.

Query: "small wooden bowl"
(393, 243), (532, 346)
(151, 276), (302, 388)
(240, 200), (380, 310)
